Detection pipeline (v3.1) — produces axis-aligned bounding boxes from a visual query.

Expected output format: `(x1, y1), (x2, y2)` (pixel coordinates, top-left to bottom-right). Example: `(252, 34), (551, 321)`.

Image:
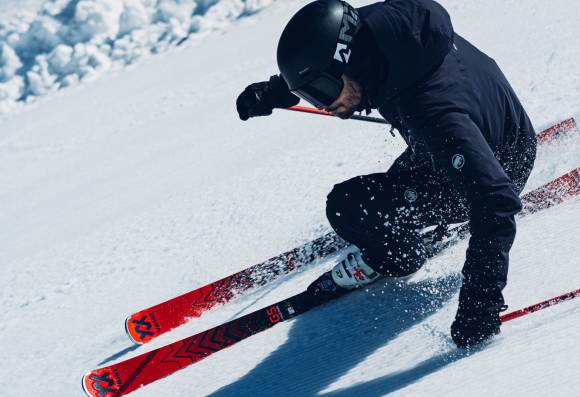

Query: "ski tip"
(81, 373), (92, 397)
(82, 370), (122, 397)
(124, 315), (142, 345)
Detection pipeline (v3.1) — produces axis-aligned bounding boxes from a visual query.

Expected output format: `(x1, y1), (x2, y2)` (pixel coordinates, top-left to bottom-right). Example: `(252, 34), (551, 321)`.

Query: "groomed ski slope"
(1, 0), (580, 396)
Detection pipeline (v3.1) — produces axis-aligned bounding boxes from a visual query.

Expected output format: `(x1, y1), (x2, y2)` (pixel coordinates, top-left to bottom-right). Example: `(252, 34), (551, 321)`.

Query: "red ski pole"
(500, 288), (580, 323)
(284, 105), (388, 124)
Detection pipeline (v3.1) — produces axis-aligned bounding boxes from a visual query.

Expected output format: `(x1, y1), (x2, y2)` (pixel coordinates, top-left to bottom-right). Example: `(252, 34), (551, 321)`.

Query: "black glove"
(451, 282), (506, 349)
(236, 75), (300, 121)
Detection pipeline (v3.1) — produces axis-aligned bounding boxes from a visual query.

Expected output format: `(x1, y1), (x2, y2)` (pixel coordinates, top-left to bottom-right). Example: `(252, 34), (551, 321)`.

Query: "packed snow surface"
(1, 0), (580, 396)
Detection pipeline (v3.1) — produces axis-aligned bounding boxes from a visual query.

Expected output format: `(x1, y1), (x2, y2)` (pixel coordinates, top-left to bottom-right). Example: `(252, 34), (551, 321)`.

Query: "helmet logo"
(333, 2), (359, 64)
(334, 43), (351, 63)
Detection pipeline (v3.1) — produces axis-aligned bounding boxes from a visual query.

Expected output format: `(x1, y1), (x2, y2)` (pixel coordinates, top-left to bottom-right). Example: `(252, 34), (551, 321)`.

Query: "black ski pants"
(326, 149), (530, 277)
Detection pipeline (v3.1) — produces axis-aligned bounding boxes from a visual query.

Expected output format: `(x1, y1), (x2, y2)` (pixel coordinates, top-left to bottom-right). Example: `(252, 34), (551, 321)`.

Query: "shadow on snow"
(208, 273), (467, 397)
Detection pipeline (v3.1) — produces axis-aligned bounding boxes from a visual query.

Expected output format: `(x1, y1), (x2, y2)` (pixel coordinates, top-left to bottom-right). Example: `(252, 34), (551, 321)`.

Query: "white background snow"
(0, 0), (273, 113)
(1, 0), (579, 396)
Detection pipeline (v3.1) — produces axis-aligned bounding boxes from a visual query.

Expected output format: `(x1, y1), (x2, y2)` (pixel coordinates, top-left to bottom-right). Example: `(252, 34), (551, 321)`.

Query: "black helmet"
(277, 0), (360, 108)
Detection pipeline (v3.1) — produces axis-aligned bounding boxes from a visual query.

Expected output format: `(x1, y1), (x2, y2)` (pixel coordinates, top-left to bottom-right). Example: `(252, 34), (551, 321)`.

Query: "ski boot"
(297, 246), (381, 310)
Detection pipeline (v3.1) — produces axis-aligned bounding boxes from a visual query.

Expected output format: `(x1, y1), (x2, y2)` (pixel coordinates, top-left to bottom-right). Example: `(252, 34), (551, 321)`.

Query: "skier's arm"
(236, 75), (300, 121)
(421, 111), (521, 287)
(417, 111), (521, 345)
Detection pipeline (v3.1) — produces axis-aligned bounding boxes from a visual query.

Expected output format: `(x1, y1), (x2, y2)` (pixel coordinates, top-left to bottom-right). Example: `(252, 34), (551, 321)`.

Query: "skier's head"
(277, 0), (361, 109)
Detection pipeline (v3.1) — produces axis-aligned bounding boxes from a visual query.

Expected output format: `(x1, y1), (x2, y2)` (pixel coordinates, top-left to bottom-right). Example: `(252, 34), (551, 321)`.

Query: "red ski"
(536, 117), (578, 144)
(125, 231), (347, 343)
(125, 117), (578, 345)
(83, 166), (580, 397)
(86, 292), (312, 397)
(521, 168), (580, 214)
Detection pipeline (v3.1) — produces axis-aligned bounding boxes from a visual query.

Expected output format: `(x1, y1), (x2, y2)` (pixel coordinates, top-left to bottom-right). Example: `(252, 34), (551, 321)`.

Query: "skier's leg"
(326, 150), (469, 281)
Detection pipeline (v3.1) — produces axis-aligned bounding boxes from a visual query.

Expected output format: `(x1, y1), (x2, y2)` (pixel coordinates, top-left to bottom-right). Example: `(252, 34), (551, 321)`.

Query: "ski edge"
(125, 316), (139, 345)
(81, 373), (91, 397)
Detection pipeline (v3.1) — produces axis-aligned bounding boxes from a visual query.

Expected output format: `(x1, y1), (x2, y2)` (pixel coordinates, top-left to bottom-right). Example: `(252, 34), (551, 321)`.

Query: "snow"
(0, 0), (274, 114)
(1, 0), (580, 396)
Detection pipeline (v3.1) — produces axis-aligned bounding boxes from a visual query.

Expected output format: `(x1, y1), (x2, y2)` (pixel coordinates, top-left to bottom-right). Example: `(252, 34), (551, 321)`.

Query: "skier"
(236, 0), (536, 348)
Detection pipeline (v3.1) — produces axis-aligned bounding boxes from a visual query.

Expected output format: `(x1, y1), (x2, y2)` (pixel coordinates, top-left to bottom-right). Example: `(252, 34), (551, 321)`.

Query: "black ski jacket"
(350, 0), (537, 292)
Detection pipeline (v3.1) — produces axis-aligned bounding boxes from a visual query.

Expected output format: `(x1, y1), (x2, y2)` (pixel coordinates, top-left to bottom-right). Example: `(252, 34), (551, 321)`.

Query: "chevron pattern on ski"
(85, 306), (281, 397)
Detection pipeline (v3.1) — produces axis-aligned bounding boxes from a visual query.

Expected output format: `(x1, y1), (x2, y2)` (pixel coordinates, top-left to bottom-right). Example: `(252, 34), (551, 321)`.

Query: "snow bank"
(0, 0), (273, 114)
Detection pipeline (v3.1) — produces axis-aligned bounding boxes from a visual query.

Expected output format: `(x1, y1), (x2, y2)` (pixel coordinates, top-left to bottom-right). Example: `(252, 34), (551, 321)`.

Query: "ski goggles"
(292, 73), (344, 109)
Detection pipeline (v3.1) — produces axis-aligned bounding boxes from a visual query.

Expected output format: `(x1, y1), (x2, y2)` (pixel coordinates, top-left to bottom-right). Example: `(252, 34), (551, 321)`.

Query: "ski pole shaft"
(500, 288), (580, 323)
(284, 105), (388, 124)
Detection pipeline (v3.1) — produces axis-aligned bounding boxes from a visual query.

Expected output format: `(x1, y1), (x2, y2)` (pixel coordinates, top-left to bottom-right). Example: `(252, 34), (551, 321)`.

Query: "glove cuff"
(266, 75), (300, 109)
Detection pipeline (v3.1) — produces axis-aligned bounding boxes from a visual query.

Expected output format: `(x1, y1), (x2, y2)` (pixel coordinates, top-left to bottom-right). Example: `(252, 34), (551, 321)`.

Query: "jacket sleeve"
(418, 111), (521, 290)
